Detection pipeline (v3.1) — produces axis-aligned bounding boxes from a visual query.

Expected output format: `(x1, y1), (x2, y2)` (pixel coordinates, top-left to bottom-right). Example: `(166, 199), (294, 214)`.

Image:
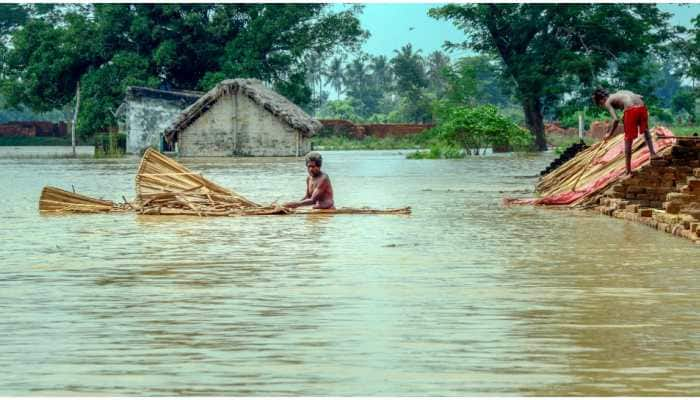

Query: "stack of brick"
(595, 137), (700, 243)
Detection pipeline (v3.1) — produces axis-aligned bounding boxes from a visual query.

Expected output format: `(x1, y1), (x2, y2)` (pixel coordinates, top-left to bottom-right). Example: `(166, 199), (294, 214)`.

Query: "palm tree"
(304, 51), (324, 101)
(390, 43), (427, 95)
(370, 55), (392, 92)
(344, 56), (369, 97)
(427, 50), (451, 96)
(324, 56), (345, 99)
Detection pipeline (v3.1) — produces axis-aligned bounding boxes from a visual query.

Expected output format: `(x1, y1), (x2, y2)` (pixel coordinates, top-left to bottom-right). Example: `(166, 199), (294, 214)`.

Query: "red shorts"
(623, 105), (648, 141)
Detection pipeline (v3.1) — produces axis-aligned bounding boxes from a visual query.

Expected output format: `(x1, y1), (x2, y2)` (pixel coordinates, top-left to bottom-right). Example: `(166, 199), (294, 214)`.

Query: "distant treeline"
(0, 4), (699, 150)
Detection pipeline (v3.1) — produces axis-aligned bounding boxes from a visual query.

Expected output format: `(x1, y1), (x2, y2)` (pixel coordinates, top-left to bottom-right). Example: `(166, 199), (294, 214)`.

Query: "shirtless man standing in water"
(592, 88), (657, 175)
(283, 151), (335, 209)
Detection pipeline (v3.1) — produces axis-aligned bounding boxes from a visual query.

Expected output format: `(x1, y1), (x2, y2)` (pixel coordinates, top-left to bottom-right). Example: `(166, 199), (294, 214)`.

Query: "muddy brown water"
(1, 150), (699, 395)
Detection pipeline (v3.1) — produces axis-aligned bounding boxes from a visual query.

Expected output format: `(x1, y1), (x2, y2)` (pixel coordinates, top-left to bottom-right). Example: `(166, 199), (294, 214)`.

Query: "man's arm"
(604, 101), (619, 140)
(284, 177), (328, 208)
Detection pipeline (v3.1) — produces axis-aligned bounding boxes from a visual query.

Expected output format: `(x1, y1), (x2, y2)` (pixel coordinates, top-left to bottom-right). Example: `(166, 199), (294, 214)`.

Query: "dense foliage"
(433, 104), (532, 155)
(429, 4), (677, 150)
(0, 4), (366, 137)
(313, 50), (516, 124)
(1, 3), (699, 151)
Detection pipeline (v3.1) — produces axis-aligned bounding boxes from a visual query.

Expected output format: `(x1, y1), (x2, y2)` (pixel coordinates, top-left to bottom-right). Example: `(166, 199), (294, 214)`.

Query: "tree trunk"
(522, 96), (547, 151)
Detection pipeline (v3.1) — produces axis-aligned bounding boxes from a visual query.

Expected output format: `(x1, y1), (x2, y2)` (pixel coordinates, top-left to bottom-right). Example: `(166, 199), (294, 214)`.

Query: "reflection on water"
(1, 150), (699, 395)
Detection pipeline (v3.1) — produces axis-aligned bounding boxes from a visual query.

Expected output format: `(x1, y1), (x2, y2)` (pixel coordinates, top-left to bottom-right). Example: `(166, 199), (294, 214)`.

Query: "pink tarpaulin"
(505, 127), (677, 206)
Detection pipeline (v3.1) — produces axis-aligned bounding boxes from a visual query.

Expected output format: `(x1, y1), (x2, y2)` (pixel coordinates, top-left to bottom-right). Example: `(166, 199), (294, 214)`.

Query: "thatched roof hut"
(164, 79), (321, 157)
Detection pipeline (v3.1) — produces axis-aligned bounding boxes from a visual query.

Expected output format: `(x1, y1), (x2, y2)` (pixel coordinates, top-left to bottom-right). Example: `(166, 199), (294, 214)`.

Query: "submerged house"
(118, 86), (202, 154)
(164, 79), (321, 157)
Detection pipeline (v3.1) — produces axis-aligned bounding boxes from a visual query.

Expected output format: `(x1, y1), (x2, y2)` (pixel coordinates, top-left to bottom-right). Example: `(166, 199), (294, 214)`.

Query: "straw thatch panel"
(39, 186), (122, 213)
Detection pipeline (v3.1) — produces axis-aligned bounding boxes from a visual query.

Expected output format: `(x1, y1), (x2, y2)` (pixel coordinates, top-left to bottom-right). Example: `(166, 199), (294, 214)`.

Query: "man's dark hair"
(305, 151), (322, 167)
(592, 87), (609, 104)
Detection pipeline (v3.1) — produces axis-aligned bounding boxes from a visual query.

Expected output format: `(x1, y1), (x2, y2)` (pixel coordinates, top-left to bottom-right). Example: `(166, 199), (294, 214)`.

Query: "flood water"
(2, 149), (699, 395)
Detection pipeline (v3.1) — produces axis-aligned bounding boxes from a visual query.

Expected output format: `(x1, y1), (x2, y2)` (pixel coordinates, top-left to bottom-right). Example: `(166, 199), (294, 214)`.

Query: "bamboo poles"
(536, 134), (625, 197)
(533, 128), (673, 207)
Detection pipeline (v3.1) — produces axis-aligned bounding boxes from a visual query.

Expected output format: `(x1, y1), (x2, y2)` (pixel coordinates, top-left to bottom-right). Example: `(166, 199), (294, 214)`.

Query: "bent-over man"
(283, 151), (335, 209)
(592, 88), (657, 175)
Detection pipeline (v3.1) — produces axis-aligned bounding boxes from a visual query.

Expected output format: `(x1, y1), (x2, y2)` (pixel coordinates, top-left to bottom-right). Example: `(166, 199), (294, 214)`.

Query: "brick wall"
(362, 124), (434, 138)
(319, 119), (433, 139)
(0, 121), (68, 138)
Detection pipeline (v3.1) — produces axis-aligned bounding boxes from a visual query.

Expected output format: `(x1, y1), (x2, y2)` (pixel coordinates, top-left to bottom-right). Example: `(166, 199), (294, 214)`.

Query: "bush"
(671, 88), (696, 123)
(650, 106), (674, 124)
(433, 103), (533, 155)
(94, 132), (126, 158)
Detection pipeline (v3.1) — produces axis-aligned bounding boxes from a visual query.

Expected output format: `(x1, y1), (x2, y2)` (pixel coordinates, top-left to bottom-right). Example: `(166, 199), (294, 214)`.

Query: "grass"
(0, 136), (75, 146)
(666, 125), (700, 137)
(406, 143), (465, 159)
(93, 132), (126, 158)
(312, 134), (426, 150)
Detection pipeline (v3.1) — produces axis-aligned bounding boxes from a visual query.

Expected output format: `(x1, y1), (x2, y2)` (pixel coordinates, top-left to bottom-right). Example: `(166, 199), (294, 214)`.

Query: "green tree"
(426, 50), (450, 97)
(672, 87), (696, 123)
(369, 54), (392, 93)
(653, 58), (683, 108)
(317, 99), (360, 121)
(391, 43), (430, 122)
(343, 55), (383, 118)
(2, 4), (366, 137)
(325, 56), (345, 100)
(429, 4), (673, 151)
(685, 15), (700, 88)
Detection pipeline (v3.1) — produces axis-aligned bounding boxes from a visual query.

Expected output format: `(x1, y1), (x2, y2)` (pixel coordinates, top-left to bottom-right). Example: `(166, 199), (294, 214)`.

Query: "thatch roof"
(164, 79), (321, 142)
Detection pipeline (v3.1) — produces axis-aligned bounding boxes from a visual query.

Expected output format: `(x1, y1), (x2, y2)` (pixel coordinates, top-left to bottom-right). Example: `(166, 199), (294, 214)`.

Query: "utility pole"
(71, 82), (80, 158)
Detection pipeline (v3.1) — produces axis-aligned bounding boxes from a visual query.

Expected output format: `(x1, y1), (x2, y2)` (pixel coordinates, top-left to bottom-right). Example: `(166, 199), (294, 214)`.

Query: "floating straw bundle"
(39, 186), (127, 213)
(39, 148), (411, 217)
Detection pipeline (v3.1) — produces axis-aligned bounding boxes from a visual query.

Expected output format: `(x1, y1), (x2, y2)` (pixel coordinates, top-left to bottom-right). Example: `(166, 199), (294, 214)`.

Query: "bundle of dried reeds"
(135, 148), (259, 207)
(39, 186), (127, 213)
(530, 127), (676, 207)
(133, 190), (289, 216)
(39, 148), (412, 217)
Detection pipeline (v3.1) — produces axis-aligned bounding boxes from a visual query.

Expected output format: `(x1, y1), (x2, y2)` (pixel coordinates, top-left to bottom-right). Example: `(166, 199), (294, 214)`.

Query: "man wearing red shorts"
(592, 88), (657, 175)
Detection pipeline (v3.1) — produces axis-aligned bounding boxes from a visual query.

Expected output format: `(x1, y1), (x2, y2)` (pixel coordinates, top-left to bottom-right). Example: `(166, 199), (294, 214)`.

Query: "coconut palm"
(324, 56), (345, 99)
(369, 55), (392, 92)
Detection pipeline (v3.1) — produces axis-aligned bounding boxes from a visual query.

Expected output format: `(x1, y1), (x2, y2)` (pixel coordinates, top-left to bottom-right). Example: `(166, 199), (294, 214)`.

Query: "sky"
(344, 3), (700, 60)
